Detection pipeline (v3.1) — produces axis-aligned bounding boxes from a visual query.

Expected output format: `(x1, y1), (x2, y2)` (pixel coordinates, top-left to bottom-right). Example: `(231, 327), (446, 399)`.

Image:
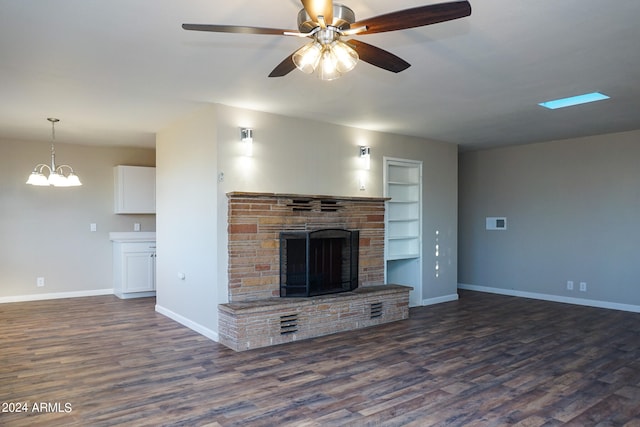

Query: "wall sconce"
(241, 128), (253, 156)
(359, 146), (371, 170)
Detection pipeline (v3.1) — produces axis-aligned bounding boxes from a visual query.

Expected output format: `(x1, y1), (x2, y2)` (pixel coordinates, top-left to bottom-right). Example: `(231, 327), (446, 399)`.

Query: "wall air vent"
(370, 302), (383, 319)
(280, 314), (299, 334)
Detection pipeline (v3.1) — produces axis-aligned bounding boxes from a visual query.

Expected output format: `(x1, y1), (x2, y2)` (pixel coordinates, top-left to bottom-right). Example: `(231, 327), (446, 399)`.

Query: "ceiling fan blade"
(301, 0), (333, 26)
(346, 40), (411, 73)
(268, 53), (297, 77)
(182, 24), (296, 36)
(353, 0), (471, 35)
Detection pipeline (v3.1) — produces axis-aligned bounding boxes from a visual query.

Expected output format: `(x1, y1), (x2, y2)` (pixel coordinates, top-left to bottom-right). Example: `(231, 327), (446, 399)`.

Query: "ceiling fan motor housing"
(297, 4), (356, 33)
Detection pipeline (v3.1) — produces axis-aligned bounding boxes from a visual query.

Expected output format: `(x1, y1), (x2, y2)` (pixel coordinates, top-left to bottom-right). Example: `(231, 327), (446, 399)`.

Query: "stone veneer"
(219, 285), (410, 351)
(220, 192), (411, 351)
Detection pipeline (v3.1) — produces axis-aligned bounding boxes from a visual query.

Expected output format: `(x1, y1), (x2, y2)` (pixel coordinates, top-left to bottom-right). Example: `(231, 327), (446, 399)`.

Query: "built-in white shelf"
(384, 157), (423, 307)
(385, 162), (420, 261)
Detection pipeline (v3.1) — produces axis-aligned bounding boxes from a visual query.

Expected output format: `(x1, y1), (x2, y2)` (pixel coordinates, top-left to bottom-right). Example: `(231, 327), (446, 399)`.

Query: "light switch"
(90, 223), (97, 232)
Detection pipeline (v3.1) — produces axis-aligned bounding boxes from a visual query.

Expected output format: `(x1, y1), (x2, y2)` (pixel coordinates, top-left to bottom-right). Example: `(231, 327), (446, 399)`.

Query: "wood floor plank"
(2, 291), (640, 426)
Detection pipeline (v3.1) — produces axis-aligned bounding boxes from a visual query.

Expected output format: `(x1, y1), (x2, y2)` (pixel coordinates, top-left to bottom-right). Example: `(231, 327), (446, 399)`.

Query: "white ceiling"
(1, 0), (639, 150)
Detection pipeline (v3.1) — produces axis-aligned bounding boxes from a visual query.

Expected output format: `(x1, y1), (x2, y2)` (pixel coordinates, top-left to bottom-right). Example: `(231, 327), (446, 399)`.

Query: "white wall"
(459, 130), (640, 310)
(155, 105), (219, 340)
(156, 103), (458, 340)
(0, 138), (155, 302)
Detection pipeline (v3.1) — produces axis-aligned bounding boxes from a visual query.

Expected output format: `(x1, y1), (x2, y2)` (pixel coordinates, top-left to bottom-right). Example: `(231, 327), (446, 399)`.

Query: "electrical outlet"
(579, 282), (587, 292)
(37, 277), (45, 287)
(134, 223), (141, 231)
(567, 280), (574, 291)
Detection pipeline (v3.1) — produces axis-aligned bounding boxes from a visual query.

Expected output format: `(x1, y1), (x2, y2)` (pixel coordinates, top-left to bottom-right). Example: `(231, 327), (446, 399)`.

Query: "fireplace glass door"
(280, 229), (359, 297)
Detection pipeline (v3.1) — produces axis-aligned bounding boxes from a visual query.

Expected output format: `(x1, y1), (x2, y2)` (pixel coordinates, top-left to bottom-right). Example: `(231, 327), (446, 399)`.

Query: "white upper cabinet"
(114, 165), (156, 214)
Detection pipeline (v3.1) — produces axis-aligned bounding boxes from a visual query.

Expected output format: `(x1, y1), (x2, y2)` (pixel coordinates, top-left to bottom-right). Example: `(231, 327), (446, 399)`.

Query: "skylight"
(538, 92), (610, 110)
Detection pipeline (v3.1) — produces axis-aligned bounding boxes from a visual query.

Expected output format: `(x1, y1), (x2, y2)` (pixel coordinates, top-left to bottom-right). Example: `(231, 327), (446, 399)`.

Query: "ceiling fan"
(182, 0), (471, 81)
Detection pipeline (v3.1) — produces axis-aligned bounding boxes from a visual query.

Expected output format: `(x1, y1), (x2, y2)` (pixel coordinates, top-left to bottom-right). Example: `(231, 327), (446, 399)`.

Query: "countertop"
(109, 232), (156, 242)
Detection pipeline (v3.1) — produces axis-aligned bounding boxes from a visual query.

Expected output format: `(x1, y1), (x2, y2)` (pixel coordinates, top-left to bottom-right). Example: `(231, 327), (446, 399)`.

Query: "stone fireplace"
(219, 192), (411, 351)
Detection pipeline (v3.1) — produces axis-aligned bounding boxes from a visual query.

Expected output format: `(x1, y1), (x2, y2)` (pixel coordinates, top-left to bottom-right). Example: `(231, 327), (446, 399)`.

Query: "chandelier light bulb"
(66, 173), (82, 187)
(48, 171), (63, 186)
(26, 171), (49, 186)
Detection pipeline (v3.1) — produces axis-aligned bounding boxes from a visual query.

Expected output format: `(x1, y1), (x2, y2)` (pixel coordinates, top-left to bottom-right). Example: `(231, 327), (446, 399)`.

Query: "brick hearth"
(220, 192), (411, 351)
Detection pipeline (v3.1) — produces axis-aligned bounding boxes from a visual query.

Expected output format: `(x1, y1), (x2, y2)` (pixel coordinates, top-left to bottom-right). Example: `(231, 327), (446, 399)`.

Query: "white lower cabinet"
(112, 238), (156, 299)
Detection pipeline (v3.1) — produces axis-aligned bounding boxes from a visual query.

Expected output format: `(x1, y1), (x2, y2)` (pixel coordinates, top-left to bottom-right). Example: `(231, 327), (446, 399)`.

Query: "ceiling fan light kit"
(294, 39), (358, 80)
(182, 0), (471, 80)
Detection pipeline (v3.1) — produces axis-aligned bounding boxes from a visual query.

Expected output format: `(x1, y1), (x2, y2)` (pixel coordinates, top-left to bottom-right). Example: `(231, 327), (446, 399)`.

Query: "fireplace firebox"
(280, 229), (359, 297)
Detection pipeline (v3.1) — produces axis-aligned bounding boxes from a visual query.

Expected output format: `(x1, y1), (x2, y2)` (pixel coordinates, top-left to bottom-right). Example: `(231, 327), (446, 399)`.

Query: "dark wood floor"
(2, 291), (640, 426)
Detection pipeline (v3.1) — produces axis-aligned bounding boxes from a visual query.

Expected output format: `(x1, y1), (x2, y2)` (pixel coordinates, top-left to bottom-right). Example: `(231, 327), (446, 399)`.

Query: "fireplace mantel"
(226, 191), (390, 203)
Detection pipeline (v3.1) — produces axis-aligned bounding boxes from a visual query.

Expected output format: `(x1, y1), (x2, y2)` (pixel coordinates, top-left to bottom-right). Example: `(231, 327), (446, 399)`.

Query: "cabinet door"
(122, 247), (155, 293)
(114, 166), (156, 214)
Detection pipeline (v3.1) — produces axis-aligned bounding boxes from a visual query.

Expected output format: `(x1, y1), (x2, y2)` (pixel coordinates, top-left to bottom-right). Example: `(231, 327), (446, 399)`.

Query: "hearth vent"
(287, 199), (313, 211)
(285, 198), (345, 213)
(280, 314), (299, 334)
(370, 302), (383, 319)
(320, 200), (343, 212)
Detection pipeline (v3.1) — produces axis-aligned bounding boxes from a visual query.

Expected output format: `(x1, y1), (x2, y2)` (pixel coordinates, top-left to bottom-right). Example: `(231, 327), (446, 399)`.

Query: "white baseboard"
(155, 304), (219, 342)
(458, 283), (640, 313)
(114, 291), (156, 299)
(0, 288), (114, 304)
(422, 293), (459, 306)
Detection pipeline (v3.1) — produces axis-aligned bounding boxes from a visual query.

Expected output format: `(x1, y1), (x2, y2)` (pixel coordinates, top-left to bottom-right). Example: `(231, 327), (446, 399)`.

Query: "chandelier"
(26, 118), (82, 187)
